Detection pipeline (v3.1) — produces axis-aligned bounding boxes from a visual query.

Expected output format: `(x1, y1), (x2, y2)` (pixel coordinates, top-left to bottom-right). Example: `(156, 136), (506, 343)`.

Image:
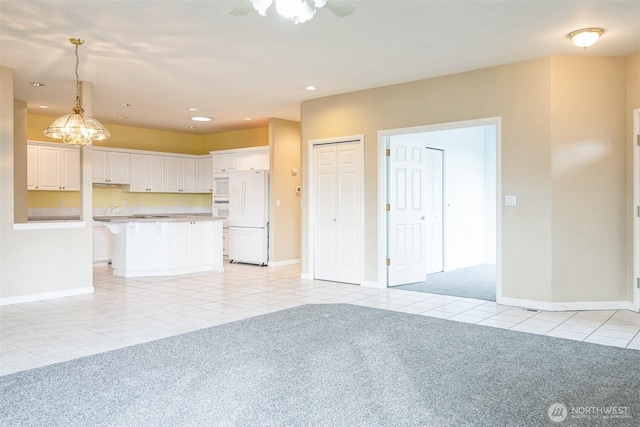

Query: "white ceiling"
(1, 0), (639, 135)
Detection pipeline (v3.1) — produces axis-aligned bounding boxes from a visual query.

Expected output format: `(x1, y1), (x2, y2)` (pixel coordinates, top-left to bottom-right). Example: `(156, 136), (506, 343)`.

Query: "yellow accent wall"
(202, 127), (268, 152)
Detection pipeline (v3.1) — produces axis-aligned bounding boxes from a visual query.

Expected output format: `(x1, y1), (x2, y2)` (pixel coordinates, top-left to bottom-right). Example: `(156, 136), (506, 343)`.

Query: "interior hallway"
(2, 262), (640, 376)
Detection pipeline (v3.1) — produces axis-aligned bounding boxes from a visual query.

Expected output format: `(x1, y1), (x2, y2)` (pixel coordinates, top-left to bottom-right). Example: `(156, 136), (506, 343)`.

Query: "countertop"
(27, 214), (222, 223)
(94, 214), (225, 223)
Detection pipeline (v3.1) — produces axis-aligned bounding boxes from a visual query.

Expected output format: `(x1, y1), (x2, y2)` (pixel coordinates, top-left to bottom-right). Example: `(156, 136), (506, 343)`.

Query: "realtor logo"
(548, 403), (568, 423)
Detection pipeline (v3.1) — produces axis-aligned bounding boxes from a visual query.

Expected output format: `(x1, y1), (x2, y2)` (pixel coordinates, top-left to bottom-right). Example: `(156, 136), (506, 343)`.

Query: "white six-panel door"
(388, 140), (428, 286)
(314, 142), (361, 284)
(425, 148), (444, 275)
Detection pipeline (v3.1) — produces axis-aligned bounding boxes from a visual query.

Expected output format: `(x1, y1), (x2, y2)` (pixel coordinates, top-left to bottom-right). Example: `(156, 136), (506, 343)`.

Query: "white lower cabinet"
(170, 220), (216, 269)
(93, 222), (112, 264)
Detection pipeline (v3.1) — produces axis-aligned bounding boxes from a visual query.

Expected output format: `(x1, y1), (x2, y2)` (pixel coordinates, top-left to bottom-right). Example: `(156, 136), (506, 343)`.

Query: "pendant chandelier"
(44, 38), (110, 146)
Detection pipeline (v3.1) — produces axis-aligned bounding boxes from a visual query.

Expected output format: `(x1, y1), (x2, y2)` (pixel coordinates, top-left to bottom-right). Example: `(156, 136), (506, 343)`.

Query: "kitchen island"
(99, 215), (224, 277)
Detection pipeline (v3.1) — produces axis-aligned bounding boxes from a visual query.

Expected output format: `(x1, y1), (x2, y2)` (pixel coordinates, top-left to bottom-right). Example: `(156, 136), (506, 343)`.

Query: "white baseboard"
(300, 273), (313, 280)
(498, 297), (637, 312)
(267, 259), (300, 267)
(0, 286), (94, 306)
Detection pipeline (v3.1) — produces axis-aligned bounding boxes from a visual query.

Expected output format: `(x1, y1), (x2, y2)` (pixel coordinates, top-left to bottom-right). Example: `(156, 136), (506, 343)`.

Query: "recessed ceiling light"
(189, 126), (197, 130)
(305, 85), (317, 91)
(243, 117), (253, 121)
(38, 105), (50, 109)
(191, 116), (212, 122)
(186, 107), (199, 111)
(116, 116), (127, 120)
(30, 82), (45, 87)
(120, 103), (131, 107)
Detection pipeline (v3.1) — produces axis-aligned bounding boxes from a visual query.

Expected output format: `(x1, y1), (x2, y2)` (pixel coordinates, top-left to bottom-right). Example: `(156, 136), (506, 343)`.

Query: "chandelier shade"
(44, 38), (110, 146)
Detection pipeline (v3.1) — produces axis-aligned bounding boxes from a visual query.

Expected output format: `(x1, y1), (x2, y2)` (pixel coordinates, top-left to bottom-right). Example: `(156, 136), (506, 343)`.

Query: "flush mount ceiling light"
(568, 28), (604, 49)
(305, 85), (317, 91)
(231, 0), (354, 24)
(191, 116), (212, 122)
(30, 82), (45, 87)
(44, 38), (110, 146)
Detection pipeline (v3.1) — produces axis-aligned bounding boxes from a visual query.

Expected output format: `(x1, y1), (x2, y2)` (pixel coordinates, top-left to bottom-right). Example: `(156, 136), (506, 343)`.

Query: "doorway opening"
(378, 118), (501, 301)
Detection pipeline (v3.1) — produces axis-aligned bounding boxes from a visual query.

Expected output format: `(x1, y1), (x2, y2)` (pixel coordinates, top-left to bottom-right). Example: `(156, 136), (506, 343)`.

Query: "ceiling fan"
(231, 0), (355, 24)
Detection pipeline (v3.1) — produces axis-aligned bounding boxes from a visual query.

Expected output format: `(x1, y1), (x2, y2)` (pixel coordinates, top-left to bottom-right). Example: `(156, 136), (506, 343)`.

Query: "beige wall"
(1, 66), (93, 301)
(549, 56), (628, 302)
(627, 52), (640, 300)
(301, 55), (634, 304)
(268, 118), (301, 263)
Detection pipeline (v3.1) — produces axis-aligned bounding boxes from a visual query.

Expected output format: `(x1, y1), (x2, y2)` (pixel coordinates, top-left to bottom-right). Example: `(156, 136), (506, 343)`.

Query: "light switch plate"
(505, 195), (517, 206)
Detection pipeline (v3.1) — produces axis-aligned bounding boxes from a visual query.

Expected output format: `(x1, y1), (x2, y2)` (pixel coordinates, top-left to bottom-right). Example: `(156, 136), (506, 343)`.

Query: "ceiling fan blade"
(324, 0), (355, 17)
(230, 0), (255, 16)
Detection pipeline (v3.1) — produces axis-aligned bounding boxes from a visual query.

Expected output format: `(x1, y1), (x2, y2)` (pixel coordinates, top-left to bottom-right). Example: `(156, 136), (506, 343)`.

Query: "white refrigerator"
(228, 169), (269, 265)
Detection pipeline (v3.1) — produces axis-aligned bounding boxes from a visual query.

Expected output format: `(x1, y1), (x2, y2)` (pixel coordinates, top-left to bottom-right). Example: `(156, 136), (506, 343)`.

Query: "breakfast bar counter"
(99, 215), (225, 277)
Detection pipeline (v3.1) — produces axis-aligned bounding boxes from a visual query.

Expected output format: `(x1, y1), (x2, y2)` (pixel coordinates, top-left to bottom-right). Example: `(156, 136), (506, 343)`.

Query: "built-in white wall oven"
(213, 175), (229, 198)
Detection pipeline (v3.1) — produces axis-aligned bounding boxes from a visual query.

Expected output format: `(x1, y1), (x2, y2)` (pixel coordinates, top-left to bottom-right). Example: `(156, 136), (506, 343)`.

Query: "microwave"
(213, 175), (229, 197)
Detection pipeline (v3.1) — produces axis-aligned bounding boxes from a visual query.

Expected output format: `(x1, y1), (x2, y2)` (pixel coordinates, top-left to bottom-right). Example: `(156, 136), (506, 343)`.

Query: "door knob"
(421, 216), (425, 220)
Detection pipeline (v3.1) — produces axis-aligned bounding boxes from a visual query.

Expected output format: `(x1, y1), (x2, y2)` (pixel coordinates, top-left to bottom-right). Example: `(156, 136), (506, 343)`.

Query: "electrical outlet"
(59, 200), (64, 207)
(137, 200), (141, 207)
(177, 199), (181, 206)
(123, 200), (127, 207)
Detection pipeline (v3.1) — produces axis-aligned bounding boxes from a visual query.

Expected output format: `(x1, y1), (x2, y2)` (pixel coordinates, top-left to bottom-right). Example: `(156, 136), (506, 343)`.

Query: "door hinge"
(637, 278), (640, 289)
(385, 148), (390, 157)
(637, 206), (640, 218)
(637, 134), (640, 146)
(386, 203), (390, 211)
(386, 258), (391, 266)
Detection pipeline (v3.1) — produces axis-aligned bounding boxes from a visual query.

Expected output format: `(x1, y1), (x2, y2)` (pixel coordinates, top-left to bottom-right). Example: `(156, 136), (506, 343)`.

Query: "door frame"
(377, 118), (502, 299)
(307, 135), (365, 285)
(634, 108), (640, 311)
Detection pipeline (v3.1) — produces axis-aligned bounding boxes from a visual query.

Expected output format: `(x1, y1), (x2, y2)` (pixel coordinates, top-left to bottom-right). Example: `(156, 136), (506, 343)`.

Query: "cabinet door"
(253, 148), (269, 170)
(164, 156), (181, 193)
(61, 148), (80, 191)
(93, 150), (108, 183)
(192, 221), (214, 266)
(129, 154), (148, 191)
(170, 221), (191, 268)
(27, 145), (38, 190)
(180, 158), (196, 193)
(93, 223), (113, 262)
(108, 152), (131, 184)
(197, 157), (213, 193)
(38, 146), (62, 190)
(213, 153), (238, 173)
(147, 155), (164, 192)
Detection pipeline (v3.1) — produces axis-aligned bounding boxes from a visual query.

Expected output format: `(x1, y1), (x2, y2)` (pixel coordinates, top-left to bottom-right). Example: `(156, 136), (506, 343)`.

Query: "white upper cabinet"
(212, 147), (268, 173)
(237, 147), (269, 170)
(93, 149), (130, 184)
(164, 156), (196, 193)
(27, 142), (80, 191)
(197, 156), (213, 193)
(129, 154), (164, 192)
(212, 152), (238, 173)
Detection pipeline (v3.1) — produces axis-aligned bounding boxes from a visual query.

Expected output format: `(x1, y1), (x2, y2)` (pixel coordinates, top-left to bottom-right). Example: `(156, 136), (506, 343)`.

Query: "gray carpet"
(395, 264), (496, 301)
(1, 304), (639, 426)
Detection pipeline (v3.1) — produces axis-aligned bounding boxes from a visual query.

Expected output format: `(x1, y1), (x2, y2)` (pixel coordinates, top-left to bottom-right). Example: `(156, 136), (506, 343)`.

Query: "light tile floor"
(2, 262), (640, 376)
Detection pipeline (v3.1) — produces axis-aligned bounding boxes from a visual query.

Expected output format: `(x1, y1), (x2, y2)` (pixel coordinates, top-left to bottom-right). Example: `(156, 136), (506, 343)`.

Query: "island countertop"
(94, 215), (225, 223)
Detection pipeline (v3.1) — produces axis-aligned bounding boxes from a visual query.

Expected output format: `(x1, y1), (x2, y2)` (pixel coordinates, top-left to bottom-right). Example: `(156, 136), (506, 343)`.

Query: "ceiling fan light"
(252, 0), (273, 16)
(275, 0), (300, 18)
(313, 0), (326, 8)
(295, 1), (316, 23)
